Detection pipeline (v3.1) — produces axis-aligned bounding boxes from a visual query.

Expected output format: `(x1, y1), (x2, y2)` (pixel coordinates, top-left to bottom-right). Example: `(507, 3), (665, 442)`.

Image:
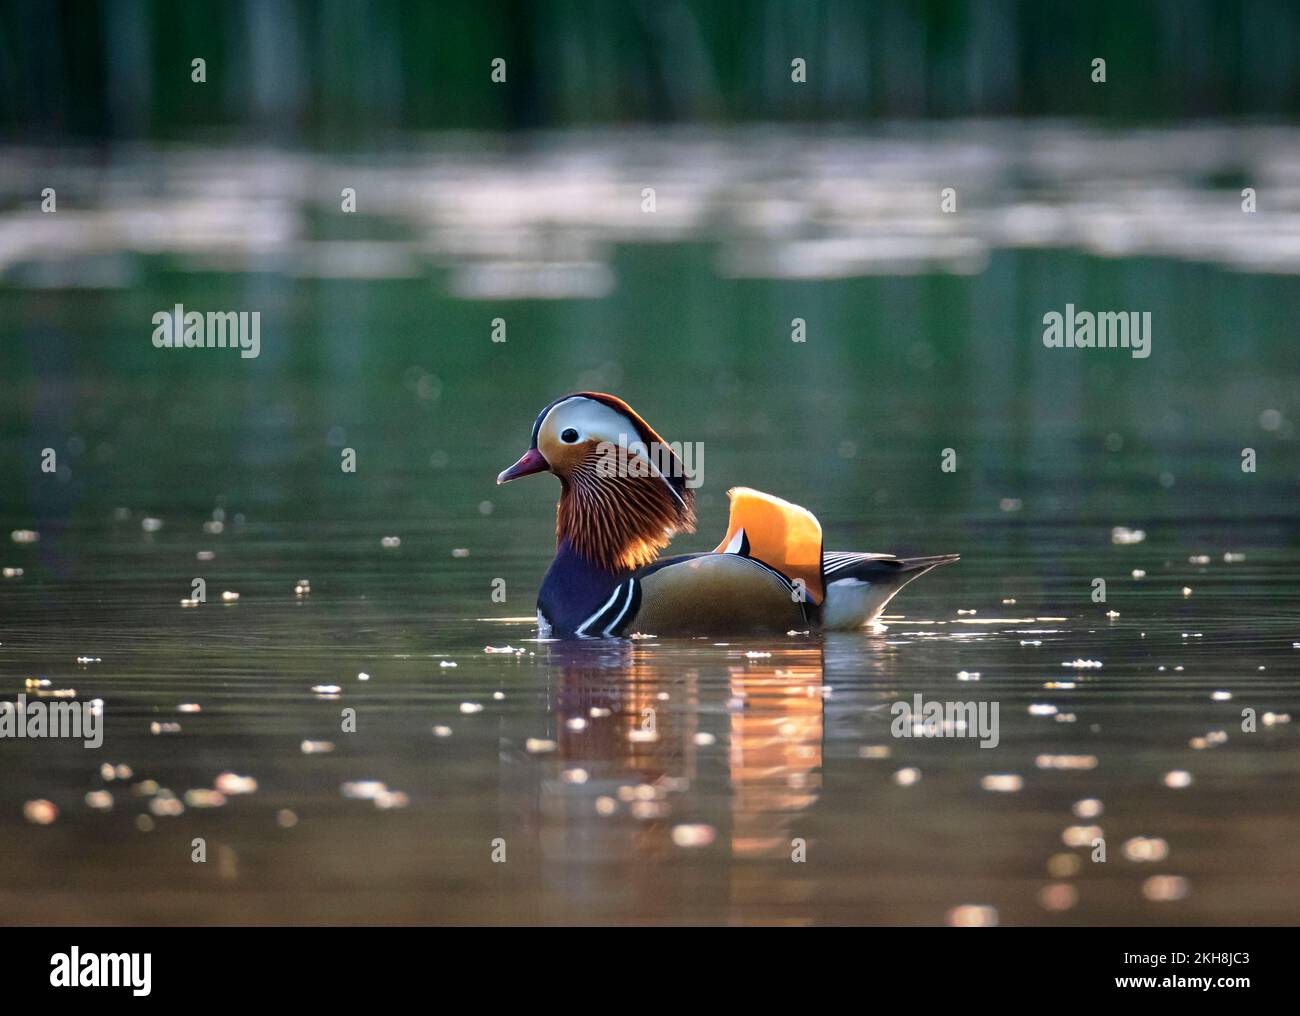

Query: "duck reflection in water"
(531, 637), (896, 903)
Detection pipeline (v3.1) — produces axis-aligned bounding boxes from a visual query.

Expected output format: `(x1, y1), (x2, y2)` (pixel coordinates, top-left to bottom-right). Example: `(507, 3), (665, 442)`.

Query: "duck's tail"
(895, 553), (961, 573)
(820, 551), (960, 630)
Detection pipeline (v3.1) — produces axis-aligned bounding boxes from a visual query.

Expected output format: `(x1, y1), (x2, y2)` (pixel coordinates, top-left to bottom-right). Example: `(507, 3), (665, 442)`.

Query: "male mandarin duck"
(497, 392), (957, 638)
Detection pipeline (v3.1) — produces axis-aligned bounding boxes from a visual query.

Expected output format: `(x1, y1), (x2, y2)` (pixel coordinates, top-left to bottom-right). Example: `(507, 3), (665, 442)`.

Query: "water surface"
(1, 125), (1298, 925)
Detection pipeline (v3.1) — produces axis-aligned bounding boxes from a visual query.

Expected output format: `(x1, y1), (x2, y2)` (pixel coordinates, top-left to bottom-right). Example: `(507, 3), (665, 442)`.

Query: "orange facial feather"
(556, 443), (696, 572)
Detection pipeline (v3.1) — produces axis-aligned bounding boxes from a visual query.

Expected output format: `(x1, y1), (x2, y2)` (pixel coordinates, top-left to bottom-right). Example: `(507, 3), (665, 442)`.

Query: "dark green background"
(5, 0), (1300, 142)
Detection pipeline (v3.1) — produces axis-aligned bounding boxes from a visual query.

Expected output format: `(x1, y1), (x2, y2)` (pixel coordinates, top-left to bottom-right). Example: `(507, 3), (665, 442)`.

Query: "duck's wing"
(612, 487), (825, 636)
(625, 552), (813, 636)
(712, 487), (825, 604)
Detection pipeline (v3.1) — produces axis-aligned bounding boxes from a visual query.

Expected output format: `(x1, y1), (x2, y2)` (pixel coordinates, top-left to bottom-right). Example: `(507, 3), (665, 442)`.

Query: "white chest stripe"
(604, 580), (637, 635)
(575, 579), (635, 638)
(575, 584), (623, 637)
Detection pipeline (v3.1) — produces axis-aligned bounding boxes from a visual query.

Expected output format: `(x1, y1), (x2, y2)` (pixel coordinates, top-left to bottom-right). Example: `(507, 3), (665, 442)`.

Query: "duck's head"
(497, 392), (697, 571)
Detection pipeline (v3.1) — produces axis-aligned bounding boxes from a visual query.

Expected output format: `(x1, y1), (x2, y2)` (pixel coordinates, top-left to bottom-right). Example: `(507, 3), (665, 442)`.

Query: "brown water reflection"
(534, 641), (834, 923)
(545, 642), (832, 857)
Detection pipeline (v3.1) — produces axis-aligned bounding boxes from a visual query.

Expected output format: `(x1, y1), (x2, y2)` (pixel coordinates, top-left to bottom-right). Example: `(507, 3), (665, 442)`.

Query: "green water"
(1, 130), (1299, 925)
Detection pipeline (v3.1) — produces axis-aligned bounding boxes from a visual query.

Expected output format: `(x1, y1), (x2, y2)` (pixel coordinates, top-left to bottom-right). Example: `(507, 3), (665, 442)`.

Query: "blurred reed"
(2, 0), (1298, 143)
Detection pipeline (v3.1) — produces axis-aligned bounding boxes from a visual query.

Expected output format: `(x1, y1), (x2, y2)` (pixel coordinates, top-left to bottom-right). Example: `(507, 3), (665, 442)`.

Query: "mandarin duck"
(497, 393), (957, 638)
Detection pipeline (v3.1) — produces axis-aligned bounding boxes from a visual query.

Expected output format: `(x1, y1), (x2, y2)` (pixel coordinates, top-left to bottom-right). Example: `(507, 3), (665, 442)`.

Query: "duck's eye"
(560, 428), (580, 443)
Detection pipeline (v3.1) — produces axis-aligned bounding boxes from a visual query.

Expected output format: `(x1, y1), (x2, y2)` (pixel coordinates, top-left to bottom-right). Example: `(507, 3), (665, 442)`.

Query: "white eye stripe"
(540, 397), (686, 506)
(541, 398), (627, 444)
